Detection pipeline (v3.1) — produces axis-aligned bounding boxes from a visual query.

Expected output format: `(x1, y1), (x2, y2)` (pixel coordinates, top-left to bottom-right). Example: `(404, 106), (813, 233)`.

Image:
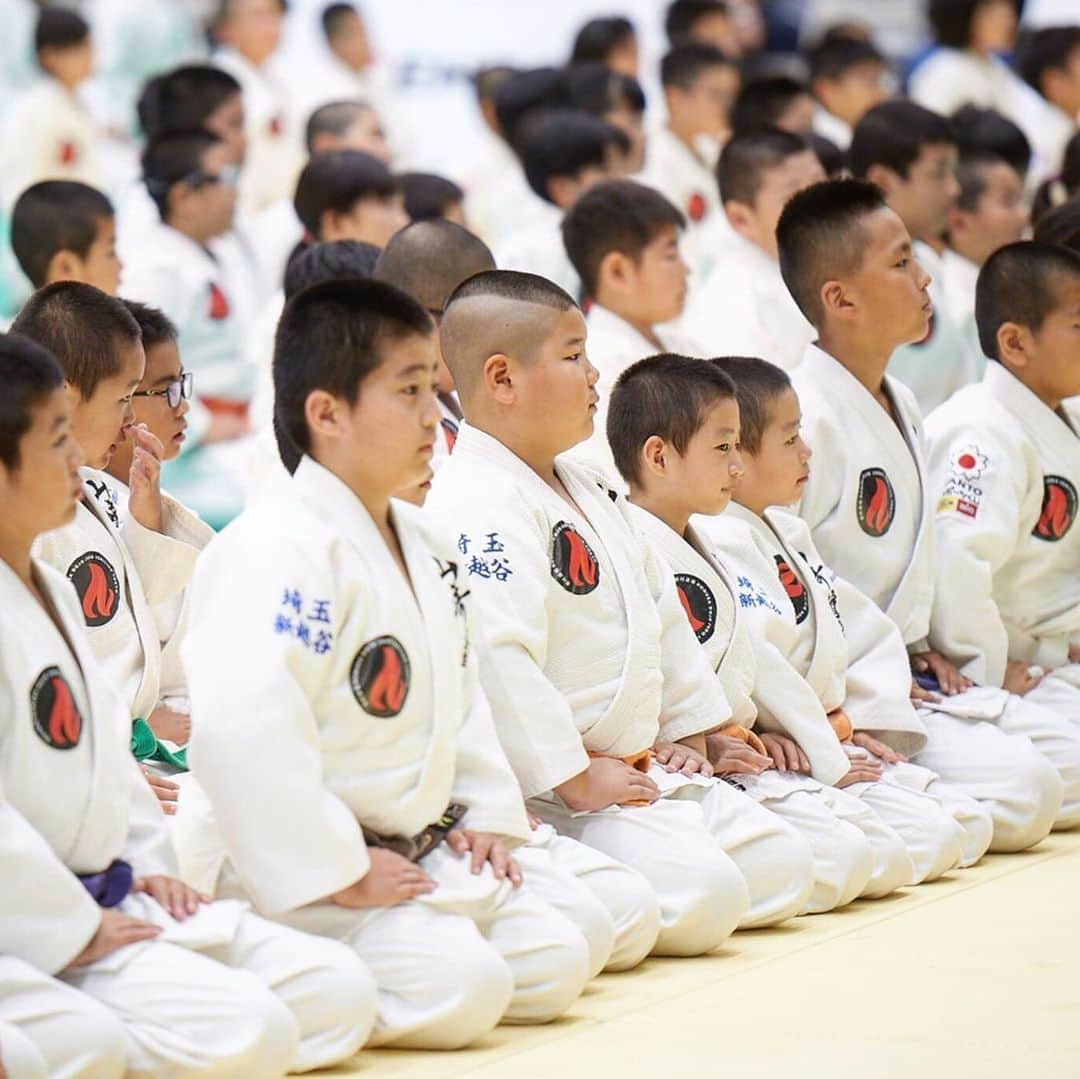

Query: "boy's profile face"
(70, 338), (144, 470)
(0, 387), (84, 537)
(623, 225), (689, 325)
(735, 387), (812, 511)
(328, 10), (373, 72)
(340, 109), (391, 164)
(77, 215), (122, 296)
(656, 395), (742, 517)
(328, 194), (408, 247)
(190, 143), (239, 239)
(219, 0), (282, 65)
(819, 61), (888, 127)
(39, 38), (93, 86)
(879, 142), (959, 242)
(733, 151), (825, 258)
(206, 92), (247, 166)
(1014, 276), (1080, 401)
(970, 0), (1017, 54)
(1047, 43), (1080, 115)
(774, 92), (816, 135)
(949, 162), (1027, 266)
(132, 340), (189, 463)
(673, 65), (739, 137)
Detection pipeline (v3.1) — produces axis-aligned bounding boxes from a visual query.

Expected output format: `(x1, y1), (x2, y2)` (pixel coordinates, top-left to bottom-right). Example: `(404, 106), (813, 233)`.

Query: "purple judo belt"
(77, 859), (134, 907)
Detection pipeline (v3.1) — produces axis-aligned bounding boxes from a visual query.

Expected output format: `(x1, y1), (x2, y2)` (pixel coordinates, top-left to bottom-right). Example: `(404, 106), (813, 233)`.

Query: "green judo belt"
(131, 717), (188, 771)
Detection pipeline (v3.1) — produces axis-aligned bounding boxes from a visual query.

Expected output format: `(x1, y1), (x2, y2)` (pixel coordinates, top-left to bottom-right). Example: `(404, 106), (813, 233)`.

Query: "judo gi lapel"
(984, 363), (1080, 469)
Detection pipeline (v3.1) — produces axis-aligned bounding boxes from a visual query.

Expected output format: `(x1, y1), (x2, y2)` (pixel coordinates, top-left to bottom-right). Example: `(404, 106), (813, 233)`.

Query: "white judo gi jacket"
(183, 456), (531, 916)
(926, 362), (1080, 683)
(426, 423), (732, 802)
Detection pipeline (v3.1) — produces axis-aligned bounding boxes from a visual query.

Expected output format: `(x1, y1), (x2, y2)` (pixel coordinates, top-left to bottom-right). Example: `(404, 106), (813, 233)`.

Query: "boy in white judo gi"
(775, 177), (1069, 849)
(183, 278), (590, 1048)
(807, 36), (889, 152)
(428, 269), (817, 950)
(0, 332), (375, 1076)
(681, 128), (823, 370)
(926, 241), (1080, 726)
(561, 179), (704, 479)
(701, 354), (993, 870)
(610, 351), (920, 905)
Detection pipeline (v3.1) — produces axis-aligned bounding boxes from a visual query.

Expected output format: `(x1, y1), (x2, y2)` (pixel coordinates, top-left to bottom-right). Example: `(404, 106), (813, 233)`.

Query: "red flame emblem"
(30, 667), (83, 749)
(674, 574), (717, 643)
(1033, 476), (1077, 543)
(856, 468), (895, 537)
(678, 585), (705, 632)
(208, 282), (230, 321)
(686, 192), (707, 222)
(440, 417), (458, 454)
(59, 140), (78, 166)
(67, 552), (121, 628)
(551, 522), (601, 594)
(774, 556), (809, 624)
(351, 636), (411, 717)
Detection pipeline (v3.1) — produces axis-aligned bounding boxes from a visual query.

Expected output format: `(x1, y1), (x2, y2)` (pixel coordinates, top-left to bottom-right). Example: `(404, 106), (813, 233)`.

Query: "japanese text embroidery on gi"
(735, 575), (782, 614)
(457, 532), (514, 582)
(273, 588), (334, 654)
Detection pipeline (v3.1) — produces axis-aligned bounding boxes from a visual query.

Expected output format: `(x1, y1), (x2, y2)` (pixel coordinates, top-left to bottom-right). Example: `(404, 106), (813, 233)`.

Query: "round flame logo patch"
(30, 666), (83, 749)
(855, 468), (896, 537)
(674, 573), (717, 643)
(350, 636), (411, 718)
(66, 552), (120, 627)
(550, 521), (601, 595)
(1032, 476), (1077, 543)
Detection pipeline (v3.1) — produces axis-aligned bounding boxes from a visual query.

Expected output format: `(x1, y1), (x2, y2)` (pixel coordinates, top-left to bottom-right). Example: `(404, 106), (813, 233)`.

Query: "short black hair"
(305, 100), (375, 154)
(293, 150), (397, 238)
(11, 282), (141, 400)
(444, 268), (577, 313)
(608, 353), (736, 486)
(11, 181), (114, 289)
(849, 100), (955, 180)
(142, 128), (225, 220)
(119, 299), (178, 352)
(665, 0), (729, 46)
(562, 179), (685, 298)
(473, 65), (517, 102)
(570, 17), (635, 67)
(35, 7), (89, 53)
(321, 1), (359, 39)
(137, 65), (241, 140)
(730, 77), (811, 136)
(929, 0), (1017, 49)
(717, 127), (813, 205)
(1032, 196), (1080, 253)
(567, 63), (646, 117)
(807, 132), (846, 177)
(1032, 131), (1080, 224)
(399, 172), (464, 222)
(709, 356), (792, 455)
(283, 240), (381, 300)
(975, 241), (1080, 361)
(661, 42), (732, 90)
(808, 36), (885, 85)
(951, 151), (1012, 214)
(0, 334), (65, 471)
(951, 105), (1031, 178)
(776, 177), (888, 326)
(374, 219), (494, 312)
(518, 110), (620, 204)
(273, 278), (432, 472)
(493, 67), (570, 149)
(1016, 25), (1080, 96)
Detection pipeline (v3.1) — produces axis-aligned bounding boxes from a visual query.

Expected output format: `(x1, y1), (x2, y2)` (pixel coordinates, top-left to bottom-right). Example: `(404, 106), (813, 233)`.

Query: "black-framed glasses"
(133, 371), (193, 409)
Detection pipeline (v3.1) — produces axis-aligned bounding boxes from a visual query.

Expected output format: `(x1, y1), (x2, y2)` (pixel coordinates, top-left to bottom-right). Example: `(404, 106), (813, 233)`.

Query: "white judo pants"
(61, 901), (374, 1078)
(914, 711), (1063, 852)
(251, 846), (591, 1051)
(514, 823), (661, 974)
(0, 957), (126, 1079)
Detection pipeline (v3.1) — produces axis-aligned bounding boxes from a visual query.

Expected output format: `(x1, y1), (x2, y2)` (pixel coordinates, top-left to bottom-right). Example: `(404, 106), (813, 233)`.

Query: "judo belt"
(78, 859), (134, 907)
(827, 708), (854, 742)
(720, 725), (768, 755)
(131, 717), (188, 771)
(199, 395), (249, 420)
(361, 803), (468, 863)
(588, 748), (654, 805)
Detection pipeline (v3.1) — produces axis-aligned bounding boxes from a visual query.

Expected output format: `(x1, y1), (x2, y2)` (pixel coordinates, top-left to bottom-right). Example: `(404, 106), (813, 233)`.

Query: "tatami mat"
(319, 833), (1080, 1078)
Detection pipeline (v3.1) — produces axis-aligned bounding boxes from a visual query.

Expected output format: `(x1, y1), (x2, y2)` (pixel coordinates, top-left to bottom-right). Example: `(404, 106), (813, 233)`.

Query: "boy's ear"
(303, 389), (344, 441)
(483, 353), (515, 404)
(865, 163), (901, 198)
(641, 434), (668, 478)
(597, 250), (633, 293)
(44, 249), (82, 285)
(995, 320), (1030, 369)
(546, 175), (579, 210)
(819, 277), (855, 320)
(723, 198), (757, 239)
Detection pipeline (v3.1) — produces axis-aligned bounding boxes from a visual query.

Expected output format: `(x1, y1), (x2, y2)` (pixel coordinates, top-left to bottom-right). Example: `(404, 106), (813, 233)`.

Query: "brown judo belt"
(362, 803), (468, 862)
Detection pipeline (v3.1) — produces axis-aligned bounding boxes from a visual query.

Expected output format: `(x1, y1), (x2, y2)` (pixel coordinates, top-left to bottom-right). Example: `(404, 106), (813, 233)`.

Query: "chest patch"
(856, 467), (896, 537)
(440, 415), (459, 453)
(774, 556), (809, 624)
(1033, 476), (1077, 542)
(208, 282), (230, 321)
(67, 552), (120, 627)
(350, 636), (410, 717)
(686, 192), (707, 222)
(550, 521), (600, 595)
(30, 666), (83, 749)
(674, 574), (717, 643)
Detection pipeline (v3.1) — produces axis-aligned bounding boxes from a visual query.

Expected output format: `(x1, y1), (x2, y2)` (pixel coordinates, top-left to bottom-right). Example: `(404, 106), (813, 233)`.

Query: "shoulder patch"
(550, 521), (600, 595)
(674, 573), (717, 643)
(350, 636), (410, 717)
(774, 555), (809, 624)
(30, 667), (83, 749)
(1033, 476), (1077, 542)
(67, 552), (120, 627)
(856, 467), (896, 537)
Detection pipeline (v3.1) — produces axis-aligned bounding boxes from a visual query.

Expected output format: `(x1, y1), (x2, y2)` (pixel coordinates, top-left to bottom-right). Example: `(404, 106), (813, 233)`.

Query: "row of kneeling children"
(0, 172), (1077, 1077)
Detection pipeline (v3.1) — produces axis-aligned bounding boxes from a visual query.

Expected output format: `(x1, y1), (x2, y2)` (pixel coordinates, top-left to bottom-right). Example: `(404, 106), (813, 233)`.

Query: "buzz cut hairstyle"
(729, 76), (811, 137)
(665, 0), (729, 46)
(929, 0), (1018, 50)
(304, 99), (375, 154)
(10, 181), (115, 289)
(975, 241), (1080, 362)
(660, 41), (733, 90)
(292, 150), (397, 238)
(137, 65), (241, 141)
(561, 178), (685, 299)
(849, 100), (955, 180)
(35, 7), (89, 53)
(776, 177), (888, 327)
(570, 16), (636, 67)
(374, 219), (495, 313)
(1032, 196), (1080, 253)
(321, 1), (359, 39)
(518, 109), (622, 205)
(443, 268), (577, 315)
(607, 353), (737, 486)
(1016, 25), (1080, 96)
(808, 36), (884, 85)
(284, 240), (382, 300)
(11, 282), (141, 401)
(273, 277), (433, 473)
(119, 299), (178, 352)
(0, 333), (65, 471)
(951, 105), (1031, 179)
(717, 127), (813, 205)
(399, 172), (464, 222)
(709, 355), (792, 455)
(142, 127), (225, 221)
(493, 67), (571, 150)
